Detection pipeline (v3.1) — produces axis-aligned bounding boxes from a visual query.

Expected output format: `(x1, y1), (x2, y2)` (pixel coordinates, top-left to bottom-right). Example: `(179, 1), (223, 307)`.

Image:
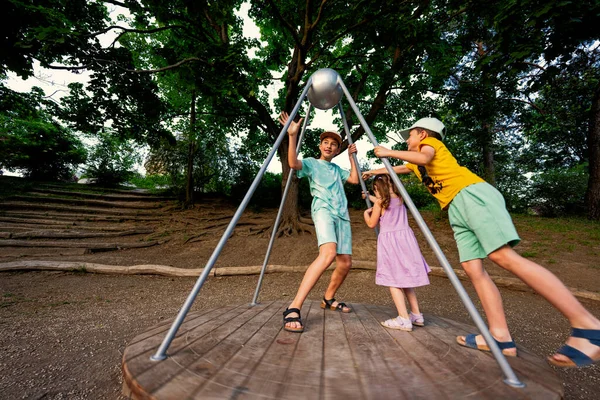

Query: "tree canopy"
(2, 0), (599, 219)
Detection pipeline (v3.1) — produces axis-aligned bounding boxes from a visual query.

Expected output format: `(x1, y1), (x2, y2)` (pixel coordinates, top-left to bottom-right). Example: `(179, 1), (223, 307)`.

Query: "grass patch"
(0, 176), (35, 198)
(515, 214), (600, 235)
(563, 243), (575, 252)
(0, 293), (32, 308)
(521, 251), (537, 258)
(49, 301), (71, 307)
(71, 265), (88, 273)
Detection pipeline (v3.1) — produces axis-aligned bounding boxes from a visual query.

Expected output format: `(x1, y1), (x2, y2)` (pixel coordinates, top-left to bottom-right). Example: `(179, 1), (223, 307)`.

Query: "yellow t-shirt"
(406, 137), (484, 209)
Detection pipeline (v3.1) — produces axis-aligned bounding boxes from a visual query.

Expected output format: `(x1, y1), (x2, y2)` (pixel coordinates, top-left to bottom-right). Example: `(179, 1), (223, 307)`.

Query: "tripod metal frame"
(150, 69), (525, 389)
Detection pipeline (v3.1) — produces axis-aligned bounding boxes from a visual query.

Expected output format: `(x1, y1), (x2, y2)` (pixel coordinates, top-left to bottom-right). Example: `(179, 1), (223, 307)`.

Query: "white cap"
(399, 117), (446, 141)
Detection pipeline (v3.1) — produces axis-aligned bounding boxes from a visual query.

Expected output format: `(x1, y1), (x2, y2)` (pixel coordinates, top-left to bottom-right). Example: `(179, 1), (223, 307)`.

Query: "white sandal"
(381, 316), (413, 331)
(410, 312), (425, 327)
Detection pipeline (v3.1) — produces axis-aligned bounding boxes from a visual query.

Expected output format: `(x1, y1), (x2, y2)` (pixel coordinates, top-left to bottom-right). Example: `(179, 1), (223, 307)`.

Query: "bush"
(527, 165), (587, 217)
(353, 174), (437, 210)
(0, 86), (86, 180)
(230, 168), (283, 209)
(128, 173), (173, 193)
(83, 133), (141, 187)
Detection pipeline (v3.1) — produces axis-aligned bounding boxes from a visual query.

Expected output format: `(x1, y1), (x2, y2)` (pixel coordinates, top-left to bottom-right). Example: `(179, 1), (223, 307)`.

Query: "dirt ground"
(1, 271), (600, 400)
(1, 186), (600, 399)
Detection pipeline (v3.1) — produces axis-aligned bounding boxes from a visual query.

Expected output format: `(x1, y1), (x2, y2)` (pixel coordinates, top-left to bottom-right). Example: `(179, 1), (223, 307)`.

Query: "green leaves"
(0, 84), (86, 180)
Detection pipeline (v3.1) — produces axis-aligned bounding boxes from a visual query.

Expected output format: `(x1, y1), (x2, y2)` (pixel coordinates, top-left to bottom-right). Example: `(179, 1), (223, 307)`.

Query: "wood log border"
(0, 260), (598, 303)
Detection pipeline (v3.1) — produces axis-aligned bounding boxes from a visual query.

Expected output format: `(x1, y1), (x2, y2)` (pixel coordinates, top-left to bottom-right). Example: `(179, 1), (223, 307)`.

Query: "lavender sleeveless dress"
(376, 197), (431, 288)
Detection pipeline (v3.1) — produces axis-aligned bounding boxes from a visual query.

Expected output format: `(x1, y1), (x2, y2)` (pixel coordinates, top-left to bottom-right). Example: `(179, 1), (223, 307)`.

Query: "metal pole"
(337, 103), (379, 236)
(337, 78), (525, 388)
(251, 104), (314, 306)
(150, 83), (313, 361)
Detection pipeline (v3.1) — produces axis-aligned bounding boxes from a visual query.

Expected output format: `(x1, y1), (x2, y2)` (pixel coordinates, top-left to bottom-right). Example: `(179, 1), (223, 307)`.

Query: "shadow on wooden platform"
(122, 300), (563, 399)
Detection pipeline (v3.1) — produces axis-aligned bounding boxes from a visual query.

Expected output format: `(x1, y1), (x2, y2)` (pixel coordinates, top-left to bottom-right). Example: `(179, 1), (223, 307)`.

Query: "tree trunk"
(585, 82), (600, 220)
(482, 122), (496, 186)
(185, 91), (197, 206)
(476, 42), (496, 186)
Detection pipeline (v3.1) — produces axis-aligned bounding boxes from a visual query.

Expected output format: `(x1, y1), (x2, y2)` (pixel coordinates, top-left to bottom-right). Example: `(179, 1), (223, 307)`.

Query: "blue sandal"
(457, 333), (517, 357)
(548, 328), (600, 368)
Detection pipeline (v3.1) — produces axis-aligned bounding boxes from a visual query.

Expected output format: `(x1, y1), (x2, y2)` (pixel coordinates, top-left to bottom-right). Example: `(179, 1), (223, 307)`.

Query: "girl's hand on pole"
(361, 190), (368, 199)
(374, 146), (390, 158)
(362, 171), (373, 180)
(278, 112), (303, 137)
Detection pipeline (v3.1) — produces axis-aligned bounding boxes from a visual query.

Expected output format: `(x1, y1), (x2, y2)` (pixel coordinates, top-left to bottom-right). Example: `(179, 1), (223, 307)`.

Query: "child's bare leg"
(286, 243), (337, 329)
(390, 287), (409, 319)
(489, 245), (600, 362)
(404, 288), (421, 315)
(461, 258), (515, 354)
(323, 254), (352, 311)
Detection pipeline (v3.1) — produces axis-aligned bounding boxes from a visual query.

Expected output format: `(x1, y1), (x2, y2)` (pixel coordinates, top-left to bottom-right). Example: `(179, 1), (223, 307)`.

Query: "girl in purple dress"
(363, 175), (431, 331)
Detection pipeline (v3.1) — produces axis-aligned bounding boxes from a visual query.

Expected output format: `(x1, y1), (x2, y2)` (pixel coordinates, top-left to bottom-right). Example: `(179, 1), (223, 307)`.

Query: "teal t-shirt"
(297, 157), (350, 221)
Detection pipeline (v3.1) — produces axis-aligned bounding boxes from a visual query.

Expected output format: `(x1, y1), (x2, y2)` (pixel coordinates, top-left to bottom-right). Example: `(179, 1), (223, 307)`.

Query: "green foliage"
(0, 176), (35, 198)
(401, 174), (439, 210)
(518, 48), (598, 171)
(0, 85), (86, 180)
(230, 170), (283, 209)
(83, 132), (141, 186)
(128, 173), (172, 193)
(528, 165), (588, 217)
(3, 0), (599, 220)
(1, 0), (109, 78)
(344, 180), (367, 210)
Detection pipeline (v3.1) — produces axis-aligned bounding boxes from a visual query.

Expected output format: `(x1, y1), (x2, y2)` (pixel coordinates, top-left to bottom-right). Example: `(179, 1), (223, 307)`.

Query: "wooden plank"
(237, 302), (313, 398)
(339, 303), (407, 399)
(353, 303), (447, 400)
(151, 301), (283, 399)
(132, 302), (276, 395)
(426, 316), (559, 400)
(411, 314), (530, 399)
(278, 300), (325, 400)
(121, 303), (564, 400)
(322, 305), (364, 400)
(366, 304), (490, 399)
(124, 304), (251, 379)
(433, 316), (563, 398)
(191, 301), (290, 398)
(126, 306), (237, 351)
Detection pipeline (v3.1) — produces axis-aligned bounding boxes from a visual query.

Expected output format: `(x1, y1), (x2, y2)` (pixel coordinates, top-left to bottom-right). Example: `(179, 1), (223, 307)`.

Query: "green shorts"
(312, 209), (352, 255)
(448, 182), (520, 262)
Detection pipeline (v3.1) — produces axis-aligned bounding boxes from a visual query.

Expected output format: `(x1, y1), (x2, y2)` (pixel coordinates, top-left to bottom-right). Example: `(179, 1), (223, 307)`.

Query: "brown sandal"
(321, 297), (351, 313)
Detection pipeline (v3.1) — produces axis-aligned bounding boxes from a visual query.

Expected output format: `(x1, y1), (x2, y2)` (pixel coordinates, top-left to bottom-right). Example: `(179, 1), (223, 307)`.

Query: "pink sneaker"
(410, 312), (425, 327)
(381, 316), (413, 331)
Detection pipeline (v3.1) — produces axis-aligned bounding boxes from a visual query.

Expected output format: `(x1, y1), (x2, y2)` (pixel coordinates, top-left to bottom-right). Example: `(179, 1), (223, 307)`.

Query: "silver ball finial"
(307, 68), (342, 110)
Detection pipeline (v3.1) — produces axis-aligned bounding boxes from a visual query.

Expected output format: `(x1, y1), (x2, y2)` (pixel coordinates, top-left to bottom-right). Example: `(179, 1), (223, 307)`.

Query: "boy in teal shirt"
(279, 111), (359, 333)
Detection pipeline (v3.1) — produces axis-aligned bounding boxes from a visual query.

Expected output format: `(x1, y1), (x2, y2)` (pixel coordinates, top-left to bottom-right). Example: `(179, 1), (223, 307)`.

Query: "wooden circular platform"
(122, 300), (563, 399)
